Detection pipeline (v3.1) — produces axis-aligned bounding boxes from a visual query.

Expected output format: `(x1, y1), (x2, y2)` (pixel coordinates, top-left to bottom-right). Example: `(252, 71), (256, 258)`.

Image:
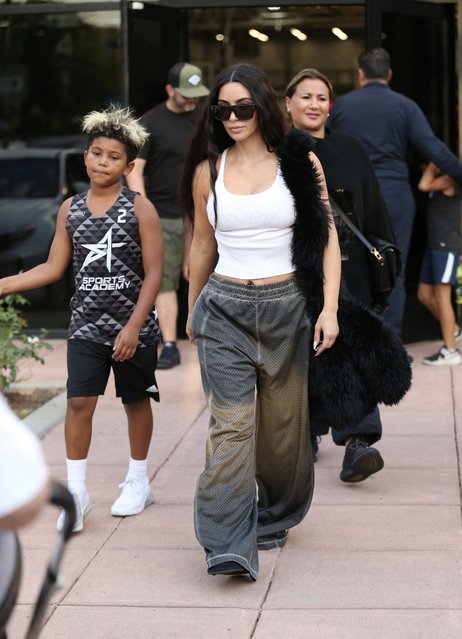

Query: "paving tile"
(40, 606), (258, 639)
(6, 604), (52, 639)
(313, 468), (460, 506)
(152, 464), (202, 504)
(379, 408), (455, 437)
(397, 367), (453, 410)
(265, 550), (462, 609)
(104, 504), (197, 550)
(372, 434), (456, 468)
(288, 504), (462, 551)
(167, 413), (209, 467)
(254, 610), (462, 639)
(63, 549), (277, 608)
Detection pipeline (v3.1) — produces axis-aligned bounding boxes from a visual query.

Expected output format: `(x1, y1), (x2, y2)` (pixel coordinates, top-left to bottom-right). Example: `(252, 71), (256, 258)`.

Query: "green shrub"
(0, 294), (52, 390)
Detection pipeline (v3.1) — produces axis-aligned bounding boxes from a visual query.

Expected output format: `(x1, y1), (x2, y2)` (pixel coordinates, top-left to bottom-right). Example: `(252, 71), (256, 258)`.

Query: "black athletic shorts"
(67, 339), (159, 404)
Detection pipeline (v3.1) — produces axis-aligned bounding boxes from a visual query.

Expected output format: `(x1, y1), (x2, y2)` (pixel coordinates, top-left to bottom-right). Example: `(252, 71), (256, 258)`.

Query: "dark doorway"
(127, 4), (188, 116)
(367, 0), (457, 343)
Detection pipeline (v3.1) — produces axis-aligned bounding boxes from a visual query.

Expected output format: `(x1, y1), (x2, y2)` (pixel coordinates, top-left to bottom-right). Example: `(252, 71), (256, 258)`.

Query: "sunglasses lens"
(210, 105), (230, 121)
(210, 104), (256, 121)
(234, 105), (256, 120)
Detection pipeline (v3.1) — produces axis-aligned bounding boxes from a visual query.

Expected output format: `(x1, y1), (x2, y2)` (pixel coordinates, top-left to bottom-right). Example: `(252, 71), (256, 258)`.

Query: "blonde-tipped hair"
(82, 105), (148, 161)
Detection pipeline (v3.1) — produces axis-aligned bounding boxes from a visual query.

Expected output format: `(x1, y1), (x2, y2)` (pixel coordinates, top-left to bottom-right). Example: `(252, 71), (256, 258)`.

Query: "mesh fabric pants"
(191, 274), (314, 580)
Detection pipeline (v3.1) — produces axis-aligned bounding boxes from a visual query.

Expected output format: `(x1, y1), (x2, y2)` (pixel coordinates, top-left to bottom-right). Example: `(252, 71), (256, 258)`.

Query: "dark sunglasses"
(210, 104), (257, 121)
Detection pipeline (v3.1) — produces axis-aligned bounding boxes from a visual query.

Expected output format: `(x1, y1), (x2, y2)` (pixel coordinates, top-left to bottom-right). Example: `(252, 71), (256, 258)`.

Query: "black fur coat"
(277, 128), (412, 430)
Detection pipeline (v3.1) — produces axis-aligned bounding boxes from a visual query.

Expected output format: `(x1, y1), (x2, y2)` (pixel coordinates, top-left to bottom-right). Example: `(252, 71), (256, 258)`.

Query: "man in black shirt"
(128, 63), (209, 368)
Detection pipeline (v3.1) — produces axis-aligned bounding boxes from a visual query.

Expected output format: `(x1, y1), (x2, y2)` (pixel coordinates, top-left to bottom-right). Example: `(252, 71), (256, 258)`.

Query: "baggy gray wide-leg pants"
(191, 274), (314, 580)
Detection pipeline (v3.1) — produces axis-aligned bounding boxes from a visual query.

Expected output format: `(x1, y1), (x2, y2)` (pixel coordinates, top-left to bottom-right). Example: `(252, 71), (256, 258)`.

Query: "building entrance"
(0, 0), (457, 341)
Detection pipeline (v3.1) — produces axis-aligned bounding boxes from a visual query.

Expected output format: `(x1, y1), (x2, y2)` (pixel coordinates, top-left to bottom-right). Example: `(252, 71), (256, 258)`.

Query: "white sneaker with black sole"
(423, 346), (462, 366)
(111, 477), (154, 517)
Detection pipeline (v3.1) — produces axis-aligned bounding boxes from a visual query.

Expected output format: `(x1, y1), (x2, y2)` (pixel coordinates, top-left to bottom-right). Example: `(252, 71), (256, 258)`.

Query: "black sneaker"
(157, 343), (180, 370)
(257, 530), (288, 550)
(340, 436), (384, 483)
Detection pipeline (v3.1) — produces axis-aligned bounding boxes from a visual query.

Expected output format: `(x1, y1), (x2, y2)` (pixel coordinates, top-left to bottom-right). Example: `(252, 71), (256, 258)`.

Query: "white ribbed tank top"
(206, 148), (296, 279)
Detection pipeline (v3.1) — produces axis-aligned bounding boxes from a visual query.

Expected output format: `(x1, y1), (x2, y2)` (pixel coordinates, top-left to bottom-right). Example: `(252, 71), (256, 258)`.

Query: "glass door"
(127, 4), (188, 116)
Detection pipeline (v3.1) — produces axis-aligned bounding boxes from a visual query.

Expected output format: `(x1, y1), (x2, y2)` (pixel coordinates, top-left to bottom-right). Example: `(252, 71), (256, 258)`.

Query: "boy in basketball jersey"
(0, 106), (163, 532)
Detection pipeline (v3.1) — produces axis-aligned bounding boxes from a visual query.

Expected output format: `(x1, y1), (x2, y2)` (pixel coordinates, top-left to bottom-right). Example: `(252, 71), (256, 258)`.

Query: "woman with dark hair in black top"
(286, 68), (395, 482)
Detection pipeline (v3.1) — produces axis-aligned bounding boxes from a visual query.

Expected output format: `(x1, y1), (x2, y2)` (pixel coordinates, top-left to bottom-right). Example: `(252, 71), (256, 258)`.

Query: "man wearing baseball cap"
(127, 63), (209, 369)
(167, 62), (210, 99)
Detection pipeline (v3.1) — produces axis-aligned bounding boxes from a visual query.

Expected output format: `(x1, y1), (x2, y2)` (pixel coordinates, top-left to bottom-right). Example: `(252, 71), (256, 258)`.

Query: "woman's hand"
(186, 312), (196, 346)
(313, 308), (339, 356)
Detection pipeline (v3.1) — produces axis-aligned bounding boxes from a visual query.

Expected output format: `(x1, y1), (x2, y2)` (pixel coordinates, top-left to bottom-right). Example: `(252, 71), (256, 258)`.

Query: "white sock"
(127, 457), (148, 482)
(66, 458), (87, 495)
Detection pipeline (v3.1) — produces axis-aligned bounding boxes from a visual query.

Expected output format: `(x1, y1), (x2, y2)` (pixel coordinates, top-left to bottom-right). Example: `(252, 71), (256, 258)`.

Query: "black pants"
(311, 406), (382, 446)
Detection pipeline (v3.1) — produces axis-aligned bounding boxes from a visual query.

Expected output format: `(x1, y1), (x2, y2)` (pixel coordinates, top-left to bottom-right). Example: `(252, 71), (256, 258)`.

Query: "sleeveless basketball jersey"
(66, 187), (159, 347)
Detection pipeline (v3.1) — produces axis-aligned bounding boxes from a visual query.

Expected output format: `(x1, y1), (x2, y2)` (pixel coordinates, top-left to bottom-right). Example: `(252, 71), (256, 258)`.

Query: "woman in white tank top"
(180, 63), (341, 581)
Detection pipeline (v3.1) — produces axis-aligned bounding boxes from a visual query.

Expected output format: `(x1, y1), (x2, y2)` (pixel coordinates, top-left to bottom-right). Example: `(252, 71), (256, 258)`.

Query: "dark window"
(0, 158), (58, 198)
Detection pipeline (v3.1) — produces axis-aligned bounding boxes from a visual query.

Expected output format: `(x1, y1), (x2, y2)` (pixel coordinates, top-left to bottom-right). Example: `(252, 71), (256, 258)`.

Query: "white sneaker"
(57, 490), (92, 533)
(110, 477), (154, 517)
(423, 346), (462, 366)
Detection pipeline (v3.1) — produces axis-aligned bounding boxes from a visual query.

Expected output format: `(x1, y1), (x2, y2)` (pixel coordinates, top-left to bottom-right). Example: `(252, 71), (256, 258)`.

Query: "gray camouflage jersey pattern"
(66, 187), (159, 347)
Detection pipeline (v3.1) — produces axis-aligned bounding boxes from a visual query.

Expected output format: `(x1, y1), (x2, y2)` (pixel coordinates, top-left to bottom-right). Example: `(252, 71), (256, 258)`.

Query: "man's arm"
(418, 161), (456, 194)
(408, 102), (462, 183)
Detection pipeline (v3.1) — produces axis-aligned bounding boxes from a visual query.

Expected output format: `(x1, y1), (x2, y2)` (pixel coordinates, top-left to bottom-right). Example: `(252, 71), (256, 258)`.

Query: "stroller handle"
(49, 480), (76, 541)
(24, 480), (76, 639)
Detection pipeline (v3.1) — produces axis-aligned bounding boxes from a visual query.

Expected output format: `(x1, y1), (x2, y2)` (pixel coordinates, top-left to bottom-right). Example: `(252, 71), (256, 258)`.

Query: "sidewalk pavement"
(6, 338), (462, 639)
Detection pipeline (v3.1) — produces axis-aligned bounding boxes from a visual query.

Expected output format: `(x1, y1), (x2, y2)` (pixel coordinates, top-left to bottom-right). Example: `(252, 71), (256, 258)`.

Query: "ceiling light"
(267, 6), (281, 10)
(131, 2), (144, 9)
(249, 28), (269, 42)
(290, 28), (308, 42)
(332, 27), (348, 41)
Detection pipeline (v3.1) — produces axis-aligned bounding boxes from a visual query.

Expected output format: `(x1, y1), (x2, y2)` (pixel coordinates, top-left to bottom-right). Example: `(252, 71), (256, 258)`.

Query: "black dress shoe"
(208, 561), (250, 577)
(257, 529), (288, 550)
(340, 436), (384, 483)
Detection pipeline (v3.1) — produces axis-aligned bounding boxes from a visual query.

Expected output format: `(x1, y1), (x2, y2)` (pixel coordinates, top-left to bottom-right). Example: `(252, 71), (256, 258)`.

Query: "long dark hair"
(179, 63), (285, 225)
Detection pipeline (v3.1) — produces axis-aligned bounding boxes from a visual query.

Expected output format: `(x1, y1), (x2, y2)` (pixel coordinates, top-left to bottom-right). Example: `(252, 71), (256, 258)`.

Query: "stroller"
(0, 480), (76, 639)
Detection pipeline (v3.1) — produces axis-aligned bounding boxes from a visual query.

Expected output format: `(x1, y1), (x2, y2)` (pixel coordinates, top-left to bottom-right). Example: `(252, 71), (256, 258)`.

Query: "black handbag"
(365, 233), (402, 294)
(329, 192), (401, 294)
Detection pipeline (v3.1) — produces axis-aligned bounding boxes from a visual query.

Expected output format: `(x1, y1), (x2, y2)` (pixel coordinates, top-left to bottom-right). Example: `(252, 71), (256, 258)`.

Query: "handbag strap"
(329, 196), (384, 263)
